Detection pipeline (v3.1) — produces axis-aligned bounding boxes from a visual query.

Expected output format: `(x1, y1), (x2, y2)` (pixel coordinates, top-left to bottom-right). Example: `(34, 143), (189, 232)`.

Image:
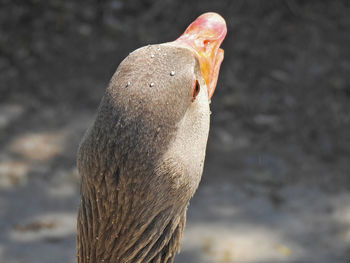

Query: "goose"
(77, 12), (227, 263)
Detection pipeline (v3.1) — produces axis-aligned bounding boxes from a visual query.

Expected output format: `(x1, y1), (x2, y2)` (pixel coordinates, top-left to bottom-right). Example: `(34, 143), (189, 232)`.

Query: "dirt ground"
(1, 1), (350, 262)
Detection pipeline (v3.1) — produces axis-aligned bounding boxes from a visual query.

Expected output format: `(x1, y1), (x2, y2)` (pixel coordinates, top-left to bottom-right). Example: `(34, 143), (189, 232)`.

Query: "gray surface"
(0, 104), (349, 263)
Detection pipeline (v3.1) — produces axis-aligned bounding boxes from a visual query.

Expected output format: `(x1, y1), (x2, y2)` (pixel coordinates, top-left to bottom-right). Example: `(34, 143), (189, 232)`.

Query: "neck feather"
(77, 165), (187, 263)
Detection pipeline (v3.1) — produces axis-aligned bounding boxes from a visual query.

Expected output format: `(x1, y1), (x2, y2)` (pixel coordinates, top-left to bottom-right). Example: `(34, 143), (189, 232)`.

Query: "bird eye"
(191, 80), (200, 102)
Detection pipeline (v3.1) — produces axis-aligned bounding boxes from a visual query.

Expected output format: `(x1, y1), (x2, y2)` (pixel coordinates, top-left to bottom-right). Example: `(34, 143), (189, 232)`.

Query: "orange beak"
(171, 12), (227, 98)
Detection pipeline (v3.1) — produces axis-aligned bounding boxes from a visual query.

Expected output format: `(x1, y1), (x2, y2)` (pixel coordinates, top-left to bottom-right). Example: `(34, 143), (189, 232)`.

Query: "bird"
(76, 12), (227, 263)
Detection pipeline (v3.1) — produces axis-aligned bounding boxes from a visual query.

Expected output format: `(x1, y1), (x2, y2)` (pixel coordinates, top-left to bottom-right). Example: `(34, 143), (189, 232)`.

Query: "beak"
(171, 12), (227, 98)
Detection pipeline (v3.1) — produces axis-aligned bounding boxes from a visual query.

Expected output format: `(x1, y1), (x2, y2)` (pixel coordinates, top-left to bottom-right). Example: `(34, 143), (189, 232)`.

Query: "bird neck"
(76, 92), (193, 263)
(76, 161), (187, 263)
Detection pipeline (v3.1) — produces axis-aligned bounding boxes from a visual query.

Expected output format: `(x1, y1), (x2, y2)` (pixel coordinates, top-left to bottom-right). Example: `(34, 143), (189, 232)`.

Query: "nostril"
(192, 80), (200, 102)
(203, 40), (210, 46)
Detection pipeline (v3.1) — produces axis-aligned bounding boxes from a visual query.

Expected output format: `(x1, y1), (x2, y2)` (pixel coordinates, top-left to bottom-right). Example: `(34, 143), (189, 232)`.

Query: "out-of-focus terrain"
(1, 1), (350, 262)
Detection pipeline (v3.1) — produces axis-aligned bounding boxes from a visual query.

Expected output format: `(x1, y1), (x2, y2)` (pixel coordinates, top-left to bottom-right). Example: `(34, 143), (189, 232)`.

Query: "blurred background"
(0, 0), (349, 262)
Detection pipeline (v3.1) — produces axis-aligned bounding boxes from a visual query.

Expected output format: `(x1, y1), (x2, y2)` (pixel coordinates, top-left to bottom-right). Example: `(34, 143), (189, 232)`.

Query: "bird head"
(95, 13), (227, 183)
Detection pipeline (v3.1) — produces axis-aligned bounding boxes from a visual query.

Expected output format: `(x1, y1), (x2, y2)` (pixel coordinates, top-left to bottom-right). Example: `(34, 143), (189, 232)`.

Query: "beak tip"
(192, 12), (227, 39)
(199, 12), (226, 26)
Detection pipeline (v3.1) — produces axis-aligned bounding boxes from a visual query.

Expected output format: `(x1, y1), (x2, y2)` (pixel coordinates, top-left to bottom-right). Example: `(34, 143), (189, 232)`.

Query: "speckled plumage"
(77, 44), (211, 263)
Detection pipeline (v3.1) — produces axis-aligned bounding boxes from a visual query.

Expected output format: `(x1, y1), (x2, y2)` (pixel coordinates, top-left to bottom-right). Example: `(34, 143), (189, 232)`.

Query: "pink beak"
(171, 12), (227, 98)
